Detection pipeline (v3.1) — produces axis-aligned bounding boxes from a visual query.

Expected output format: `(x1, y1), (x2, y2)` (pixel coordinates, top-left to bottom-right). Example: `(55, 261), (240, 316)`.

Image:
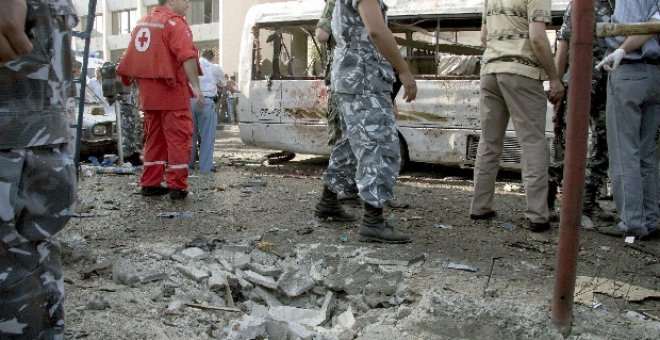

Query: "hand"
(399, 71), (417, 102)
(595, 48), (626, 71)
(0, 0), (34, 65)
(547, 79), (565, 105)
(193, 87), (205, 109)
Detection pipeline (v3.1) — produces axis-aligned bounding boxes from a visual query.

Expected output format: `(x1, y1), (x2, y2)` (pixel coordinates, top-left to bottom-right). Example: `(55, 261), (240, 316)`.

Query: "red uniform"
(117, 7), (200, 190)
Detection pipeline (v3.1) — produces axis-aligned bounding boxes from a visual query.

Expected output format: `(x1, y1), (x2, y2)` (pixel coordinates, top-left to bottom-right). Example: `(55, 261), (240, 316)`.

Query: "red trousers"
(140, 109), (193, 190)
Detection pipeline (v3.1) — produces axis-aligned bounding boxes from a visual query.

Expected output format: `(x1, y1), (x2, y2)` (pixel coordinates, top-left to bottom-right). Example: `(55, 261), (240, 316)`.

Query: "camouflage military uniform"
(0, 0), (78, 338)
(324, 0), (399, 208)
(119, 83), (143, 162)
(550, 0), (614, 213)
(318, 0), (341, 146)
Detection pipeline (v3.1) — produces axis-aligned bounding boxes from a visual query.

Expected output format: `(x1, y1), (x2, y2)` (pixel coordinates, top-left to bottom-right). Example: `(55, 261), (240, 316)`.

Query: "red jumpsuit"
(117, 7), (199, 191)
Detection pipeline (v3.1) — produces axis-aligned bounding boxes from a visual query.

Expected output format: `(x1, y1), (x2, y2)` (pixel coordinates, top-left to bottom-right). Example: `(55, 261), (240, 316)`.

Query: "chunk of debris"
(444, 262), (479, 272)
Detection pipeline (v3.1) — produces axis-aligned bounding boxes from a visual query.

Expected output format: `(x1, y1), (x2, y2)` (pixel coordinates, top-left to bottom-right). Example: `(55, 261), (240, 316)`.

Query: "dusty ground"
(61, 126), (660, 339)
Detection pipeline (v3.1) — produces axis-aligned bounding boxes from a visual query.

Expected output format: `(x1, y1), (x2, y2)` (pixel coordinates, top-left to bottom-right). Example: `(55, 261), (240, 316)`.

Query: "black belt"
(204, 96), (216, 99)
(620, 58), (660, 65)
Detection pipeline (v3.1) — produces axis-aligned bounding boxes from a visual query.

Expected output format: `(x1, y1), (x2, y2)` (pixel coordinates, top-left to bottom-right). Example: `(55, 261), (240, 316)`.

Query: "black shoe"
(470, 210), (497, 220)
(549, 210), (560, 223)
(141, 186), (169, 196)
(527, 220), (551, 232)
(169, 189), (188, 200)
(583, 205), (616, 223)
(314, 186), (356, 222)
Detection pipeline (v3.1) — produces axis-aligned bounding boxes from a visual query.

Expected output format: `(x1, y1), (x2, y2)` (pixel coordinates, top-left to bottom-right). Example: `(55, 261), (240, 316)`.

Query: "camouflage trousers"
(324, 93), (400, 208)
(119, 100), (143, 159)
(326, 91), (342, 146)
(0, 239), (65, 340)
(0, 146), (75, 339)
(550, 83), (609, 198)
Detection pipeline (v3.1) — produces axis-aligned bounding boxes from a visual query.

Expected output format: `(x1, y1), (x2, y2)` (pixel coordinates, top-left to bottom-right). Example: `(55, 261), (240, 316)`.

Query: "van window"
(252, 22), (324, 80)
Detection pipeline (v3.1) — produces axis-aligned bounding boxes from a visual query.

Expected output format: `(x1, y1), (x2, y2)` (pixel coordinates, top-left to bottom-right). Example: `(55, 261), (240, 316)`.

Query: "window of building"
(112, 9), (138, 35)
(187, 0), (216, 25)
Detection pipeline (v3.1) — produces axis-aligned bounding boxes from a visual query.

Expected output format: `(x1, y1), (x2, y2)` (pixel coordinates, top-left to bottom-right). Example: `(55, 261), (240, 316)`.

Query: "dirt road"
(62, 126), (660, 339)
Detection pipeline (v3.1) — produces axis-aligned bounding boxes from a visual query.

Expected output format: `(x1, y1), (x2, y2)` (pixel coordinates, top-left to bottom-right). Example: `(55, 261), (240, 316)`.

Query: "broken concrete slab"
(243, 270), (278, 290)
(112, 258), (140, 286)
(180, 247), (206, 259)
(247, 262), (282, 277)
(254, 286), (283, 307)
(278, 268), (315, 297)
(325, 261), (375, 295)
(208, 271), (228, 291)
(176, 265), (209, 283)
(363, 271), (404, 308)
(268, 292), (334, 327)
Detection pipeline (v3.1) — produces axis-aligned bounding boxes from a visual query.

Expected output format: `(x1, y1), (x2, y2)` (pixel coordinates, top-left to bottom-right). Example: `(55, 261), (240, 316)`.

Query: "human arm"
(226, 80), (240, 94)
(0, 0), (33, 64)
(357, 0), (416, 102)
(315, 28), (331, 43)
(596, 34), (655, 70)
(529, 21), (564, 104)
(316, 0), (334, 43)
(183, 58), (204, 109)
(554, 39), (568, 81)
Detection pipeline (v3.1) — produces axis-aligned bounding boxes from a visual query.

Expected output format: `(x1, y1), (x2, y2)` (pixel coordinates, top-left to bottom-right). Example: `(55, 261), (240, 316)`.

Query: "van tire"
(265, 151), (296, 165)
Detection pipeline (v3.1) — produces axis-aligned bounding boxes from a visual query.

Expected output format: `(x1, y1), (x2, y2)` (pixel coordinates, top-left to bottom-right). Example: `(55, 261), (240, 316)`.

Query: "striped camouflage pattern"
(324, 0), (400, 208)
(330, 0), (395, 95)
(325, 93), (400, 208)
(0, 1), (77, 338)
(119, 83), (144, 159)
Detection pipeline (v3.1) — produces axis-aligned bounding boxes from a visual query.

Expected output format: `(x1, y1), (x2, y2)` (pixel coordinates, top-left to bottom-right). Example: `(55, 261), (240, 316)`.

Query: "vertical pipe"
(74, 0), (99, 170)
(550, 0), (595, 335)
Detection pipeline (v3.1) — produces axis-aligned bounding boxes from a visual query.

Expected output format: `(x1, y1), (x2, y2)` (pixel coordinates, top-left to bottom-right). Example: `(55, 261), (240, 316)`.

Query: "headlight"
(92, 125), (108, 136)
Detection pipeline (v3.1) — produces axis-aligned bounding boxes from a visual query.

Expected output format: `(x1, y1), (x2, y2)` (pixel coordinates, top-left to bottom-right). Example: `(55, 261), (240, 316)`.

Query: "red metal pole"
(551, 0), (595, 335)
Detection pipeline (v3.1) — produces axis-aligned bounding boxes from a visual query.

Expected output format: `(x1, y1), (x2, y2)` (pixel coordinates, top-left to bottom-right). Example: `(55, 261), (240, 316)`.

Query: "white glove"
(595, 48), (627, 71)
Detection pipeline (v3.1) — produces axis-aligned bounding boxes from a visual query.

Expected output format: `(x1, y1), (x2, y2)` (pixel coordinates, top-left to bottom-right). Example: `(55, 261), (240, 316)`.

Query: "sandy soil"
(61, 127), (660, 339)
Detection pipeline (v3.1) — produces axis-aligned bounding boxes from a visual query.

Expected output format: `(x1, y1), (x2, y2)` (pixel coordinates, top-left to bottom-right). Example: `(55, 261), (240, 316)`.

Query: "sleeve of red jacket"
(165, 17), (202, 74)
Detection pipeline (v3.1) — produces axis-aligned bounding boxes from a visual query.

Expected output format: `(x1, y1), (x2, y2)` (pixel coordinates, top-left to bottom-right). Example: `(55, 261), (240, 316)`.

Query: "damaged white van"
(236, 0), (568, 169)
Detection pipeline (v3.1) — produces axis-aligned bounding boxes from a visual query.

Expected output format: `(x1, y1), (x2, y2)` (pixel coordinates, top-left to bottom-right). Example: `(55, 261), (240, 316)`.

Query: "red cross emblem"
(134, 28), (151, 52)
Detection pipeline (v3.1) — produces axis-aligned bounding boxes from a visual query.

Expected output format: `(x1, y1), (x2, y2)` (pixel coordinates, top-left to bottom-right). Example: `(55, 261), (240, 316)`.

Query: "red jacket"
(117, 7), (199, 110)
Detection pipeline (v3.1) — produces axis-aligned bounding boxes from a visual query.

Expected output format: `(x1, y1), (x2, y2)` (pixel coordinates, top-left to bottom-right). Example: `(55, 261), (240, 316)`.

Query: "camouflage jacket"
(0, 0), (78, 149)
(558, 0), (615, 82)
(330, 0), (395, 95)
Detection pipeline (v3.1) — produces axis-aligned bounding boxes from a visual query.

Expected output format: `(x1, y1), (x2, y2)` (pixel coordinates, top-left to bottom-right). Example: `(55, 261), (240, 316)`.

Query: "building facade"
(72, 0), (289, 76)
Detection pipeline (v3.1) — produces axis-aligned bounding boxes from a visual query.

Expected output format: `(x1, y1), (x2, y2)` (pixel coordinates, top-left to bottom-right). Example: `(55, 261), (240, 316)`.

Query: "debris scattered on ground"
(574, 276), (660, 305)
(444, 262), (479, 272)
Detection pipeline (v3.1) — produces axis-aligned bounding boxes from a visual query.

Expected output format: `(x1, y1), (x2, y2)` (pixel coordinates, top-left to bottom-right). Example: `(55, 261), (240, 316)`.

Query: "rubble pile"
(62, 232), (427, 339)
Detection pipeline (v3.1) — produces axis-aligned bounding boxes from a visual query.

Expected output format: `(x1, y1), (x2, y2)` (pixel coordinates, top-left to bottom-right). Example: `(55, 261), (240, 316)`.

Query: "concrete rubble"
(68, 235), (660, 340)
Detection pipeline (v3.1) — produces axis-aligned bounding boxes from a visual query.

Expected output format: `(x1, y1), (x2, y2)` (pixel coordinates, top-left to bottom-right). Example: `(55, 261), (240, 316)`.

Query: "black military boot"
(547, 180), (559, 222)
(359, 203), (411, 243)
(314, 186), (356, 222)
(583, 189), (615, 223)
(337, 185), (360, 205)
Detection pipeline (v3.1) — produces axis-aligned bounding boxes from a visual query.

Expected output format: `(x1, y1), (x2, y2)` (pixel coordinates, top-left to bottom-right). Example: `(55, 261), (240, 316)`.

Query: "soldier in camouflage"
(315, 0), (360, 202)
(550, 0), (616, 223)
(313, 0), (417, 243)
(0, 0), (78, 338)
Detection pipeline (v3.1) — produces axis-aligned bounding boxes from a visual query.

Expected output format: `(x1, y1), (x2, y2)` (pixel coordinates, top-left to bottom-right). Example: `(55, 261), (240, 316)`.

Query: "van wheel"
(265, 151), (296, 165)
(398, 133), (409, 172)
